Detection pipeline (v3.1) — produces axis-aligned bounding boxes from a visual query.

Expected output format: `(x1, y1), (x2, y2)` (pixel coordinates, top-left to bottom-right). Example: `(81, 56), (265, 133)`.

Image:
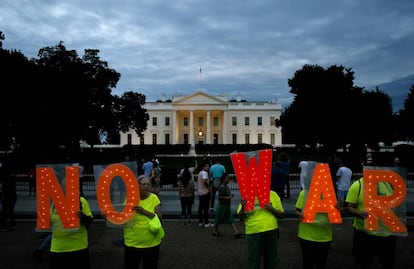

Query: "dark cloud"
(1, 0), (413, 110)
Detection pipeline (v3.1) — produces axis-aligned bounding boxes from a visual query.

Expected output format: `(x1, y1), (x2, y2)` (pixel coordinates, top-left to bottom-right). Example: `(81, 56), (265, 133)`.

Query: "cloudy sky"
(1, 0), (413, 110)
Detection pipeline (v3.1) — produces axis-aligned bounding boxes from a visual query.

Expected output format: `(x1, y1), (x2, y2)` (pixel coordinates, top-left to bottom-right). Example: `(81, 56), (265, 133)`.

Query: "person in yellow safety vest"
(123, 175), (164, 269)
(237, 191), (285, 269)
(49, 195), (93, 269)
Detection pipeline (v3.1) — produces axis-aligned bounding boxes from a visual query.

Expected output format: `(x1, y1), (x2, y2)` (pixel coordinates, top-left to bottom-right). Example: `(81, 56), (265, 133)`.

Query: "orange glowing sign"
(96, 163), (139, 225)
(363, 169), (407, 233)
(36, 166), (81, 230)
(302, 163), (342, 224)
(36, 163), (139, 230)
(230, 149), (272, 211)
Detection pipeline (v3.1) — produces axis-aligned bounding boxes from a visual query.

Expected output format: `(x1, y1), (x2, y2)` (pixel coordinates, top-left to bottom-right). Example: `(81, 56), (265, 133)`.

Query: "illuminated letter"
(230, 149), (272, 211)
(363, 169), (407, 233)
(96, 163), (140, 225)
(36, 166), (80, 230)
(302, 163), (342, 224)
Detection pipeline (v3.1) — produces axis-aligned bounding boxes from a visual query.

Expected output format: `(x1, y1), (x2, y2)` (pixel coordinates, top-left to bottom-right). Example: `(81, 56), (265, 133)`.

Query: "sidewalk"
(14, 187), (414, 219)
(5, 188), (414, 269)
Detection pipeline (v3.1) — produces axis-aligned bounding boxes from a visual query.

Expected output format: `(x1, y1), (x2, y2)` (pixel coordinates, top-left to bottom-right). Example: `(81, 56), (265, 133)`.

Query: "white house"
(119, 91), (283, 148)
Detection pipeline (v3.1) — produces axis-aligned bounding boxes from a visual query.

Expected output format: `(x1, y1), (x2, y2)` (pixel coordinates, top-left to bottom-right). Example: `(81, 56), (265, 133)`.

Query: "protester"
(335, 161), (352, 211)
(298, 159), (309, 190)
(346, 176), (397, 268)
(197, 161), (214, 227)
(295, 189), (334, 269)
(150, 161), (162, 196)
(142, 156), (154, 177)
(237, 190), (285, 269)
(209, 158), (226, 212)
(212, 173), (243, 238)
(28, 168), (36, 197)
(177, 163), (195, 225)
(123, 175), (164, 269)
(49, 177), (93, 269)
(270, 161), (286, 202)
(329, 154), (342, 195)
(0, 157), (17, 231)
(277, 152), (290, 198)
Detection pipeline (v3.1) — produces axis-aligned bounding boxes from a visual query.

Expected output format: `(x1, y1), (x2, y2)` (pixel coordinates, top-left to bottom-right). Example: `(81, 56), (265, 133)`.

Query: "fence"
(14, 172), (414, 195)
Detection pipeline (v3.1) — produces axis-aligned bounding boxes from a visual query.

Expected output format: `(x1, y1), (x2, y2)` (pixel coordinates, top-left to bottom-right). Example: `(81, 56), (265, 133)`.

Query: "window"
(152, 134), (157, 145)
(270, 116), (276, 126)
(127, 134), (132, 145)
(183, 117), (188, 126)
(152, 117), (157, 126)
(213, 117), (219, 127)
(213, 133), (218, 144)
(198, 117), (204, 126)
(184, 133), (189, 144)
(232, 116), (237, 126)
(232, 133), (237, 144)
(258, 116), (262, 126)
(270, 133), (275, 145)
(165, 117), (170, 126)
(258, 133), (263, 144)
(245, 117), (250, 126)
(245, 133), (250, 144)
(165, 133), (170, 144)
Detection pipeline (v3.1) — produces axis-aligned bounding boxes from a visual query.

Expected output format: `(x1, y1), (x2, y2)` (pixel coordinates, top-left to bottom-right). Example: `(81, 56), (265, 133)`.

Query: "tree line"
(277, 65), (414, 155)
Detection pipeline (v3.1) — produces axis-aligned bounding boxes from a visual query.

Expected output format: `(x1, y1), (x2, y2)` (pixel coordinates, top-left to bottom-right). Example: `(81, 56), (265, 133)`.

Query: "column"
(222, 110), (227, 144)
(206, 110), (211, 144)
(190, 110), (194, 147)
(172, 110), (177, 144)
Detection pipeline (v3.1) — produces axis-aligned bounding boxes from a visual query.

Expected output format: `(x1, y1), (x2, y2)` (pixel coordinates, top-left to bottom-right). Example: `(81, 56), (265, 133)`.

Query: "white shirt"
(336, 166), (352, 191)
(298, 161), (308, 189)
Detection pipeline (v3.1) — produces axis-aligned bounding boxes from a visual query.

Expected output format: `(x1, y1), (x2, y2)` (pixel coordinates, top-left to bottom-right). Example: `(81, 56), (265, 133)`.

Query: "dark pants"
(198, 192), (211, 224)
(0, 193), (17, 228)
(246, 229), (279, 269)
(285, 177), (290, 198)
(299, 238), (331, 269)
(352, 228), (396, 268)
(180, 196), (193, 217)
(49, 248), (90, 269)
(124, 244), (160, 269)
(210, 180), (220, 209)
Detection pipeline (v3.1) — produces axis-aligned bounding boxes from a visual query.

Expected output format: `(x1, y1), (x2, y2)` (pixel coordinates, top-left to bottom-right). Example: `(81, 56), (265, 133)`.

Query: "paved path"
(5, 187), (414, 269)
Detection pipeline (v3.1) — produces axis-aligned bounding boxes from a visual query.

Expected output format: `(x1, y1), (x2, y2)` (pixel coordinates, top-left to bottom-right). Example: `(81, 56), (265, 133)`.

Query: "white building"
(120, 91), (283, 147)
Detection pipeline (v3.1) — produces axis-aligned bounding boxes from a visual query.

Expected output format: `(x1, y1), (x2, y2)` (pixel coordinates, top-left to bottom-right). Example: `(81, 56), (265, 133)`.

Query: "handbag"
(148, 214), (165, 239)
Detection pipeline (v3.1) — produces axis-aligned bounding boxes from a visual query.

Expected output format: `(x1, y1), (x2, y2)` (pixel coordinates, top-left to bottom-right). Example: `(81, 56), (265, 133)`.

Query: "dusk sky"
(1, 0), (413, 110)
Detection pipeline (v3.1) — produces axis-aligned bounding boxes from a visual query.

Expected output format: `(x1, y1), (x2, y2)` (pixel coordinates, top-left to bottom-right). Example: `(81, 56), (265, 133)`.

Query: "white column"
(190, 110), (194, 147)
(222, 110), (227, 144)
(172, 110), (177, 144)
(206, 110), (211, 144)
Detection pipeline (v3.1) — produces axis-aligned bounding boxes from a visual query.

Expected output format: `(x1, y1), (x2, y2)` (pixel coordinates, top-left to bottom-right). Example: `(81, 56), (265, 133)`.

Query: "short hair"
(138, 175), (150, 182)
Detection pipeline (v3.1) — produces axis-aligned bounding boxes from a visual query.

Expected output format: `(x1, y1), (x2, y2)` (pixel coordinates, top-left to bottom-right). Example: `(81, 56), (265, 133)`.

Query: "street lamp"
(198, 129), (203, 136)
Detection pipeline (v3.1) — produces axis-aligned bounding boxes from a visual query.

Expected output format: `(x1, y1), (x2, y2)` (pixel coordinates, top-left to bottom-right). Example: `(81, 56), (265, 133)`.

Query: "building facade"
(120, 91), (283, 147)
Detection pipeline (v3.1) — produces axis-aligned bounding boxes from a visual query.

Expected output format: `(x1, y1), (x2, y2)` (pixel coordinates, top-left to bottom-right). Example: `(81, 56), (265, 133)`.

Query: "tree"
(278, 64), (394, 154)
(28, 42), (122, 153)
(278, 64), (357, 151)
(113, 91), (149, 137)
(0, 31), (4, 48)
(398, 85), (414, 142)
(0, 38), (151, 163)
(0, 45), (36, 152)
